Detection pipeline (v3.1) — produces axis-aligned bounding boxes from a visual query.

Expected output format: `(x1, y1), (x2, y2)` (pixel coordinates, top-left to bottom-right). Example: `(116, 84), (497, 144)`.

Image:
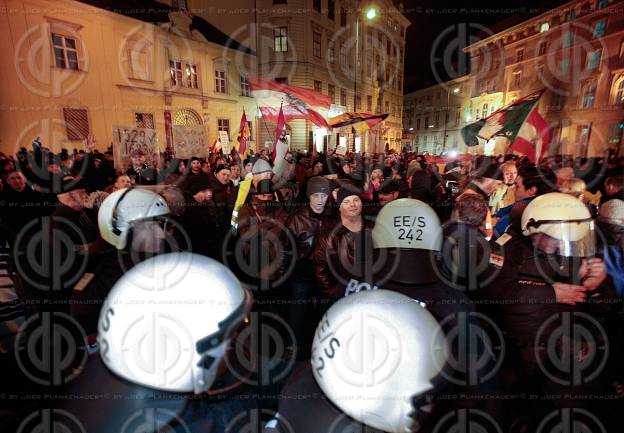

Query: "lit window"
(169, 60), (182, 86)
(217, 118), (230, 138)
(482, 104), (488, 119)
(240, 75), (250, 97)
(581, 83), (597, 108)
(52, 33), (79, 70)
(615, 79), (624, 104)
(274, 27), (288, 52)
(215, 65), (227, 93)
(593, 20), (607, 39)
(327, 39), (335, 64)
(185, 64), (198, 88)
(608, 121), (624, 144)
(540, 22), (550, 32)
(587, 50), (601, 70)
(313, 31), (321, 58)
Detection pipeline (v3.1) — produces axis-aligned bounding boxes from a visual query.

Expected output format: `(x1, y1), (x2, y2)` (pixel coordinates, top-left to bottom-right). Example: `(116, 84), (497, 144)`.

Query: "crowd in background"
(0, 138), (623, 432)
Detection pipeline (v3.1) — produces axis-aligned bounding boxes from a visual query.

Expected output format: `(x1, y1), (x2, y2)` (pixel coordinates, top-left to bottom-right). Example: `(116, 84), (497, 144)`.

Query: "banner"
(172, 125), (208, 159)
(218, 130), (230, 154)
(112, 126), (158, 169)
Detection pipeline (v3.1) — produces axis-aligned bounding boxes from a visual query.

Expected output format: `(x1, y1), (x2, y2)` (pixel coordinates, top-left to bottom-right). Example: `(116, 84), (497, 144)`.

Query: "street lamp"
(442, 87), (460, 154)
(354, 4), (378, 152)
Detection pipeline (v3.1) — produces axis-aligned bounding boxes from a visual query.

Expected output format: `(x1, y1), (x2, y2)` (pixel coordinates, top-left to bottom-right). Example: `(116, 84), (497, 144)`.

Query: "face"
(379, 191), (398, 205)
(340, 195), (362, 219)
(371, 169), (383, 181)
(245, 162), (253, 173)
(502, 166), (518, 186)
(178, 161), (186, 172)
(193, 189), (212, 203)
(215, 169), (231, 185)
(342, 164), (351, 174)
(94, 159), (102, 169)
(6, 171), (26, 192)
(309, 192), (328, 214)
(191, 160), (201, 173)
(530, 232), (560, 254)
(71, 189), (89, 205)
(514, 175), (535, 201)
(556, 167), (575, 185)
(131, 154), (146, 167)
(230, 165), (241, 178)
(202, 162), (211, 174)
(255, 193), (273, 202)
(132, 221), (166, 254)
(115, 175), (131, 189)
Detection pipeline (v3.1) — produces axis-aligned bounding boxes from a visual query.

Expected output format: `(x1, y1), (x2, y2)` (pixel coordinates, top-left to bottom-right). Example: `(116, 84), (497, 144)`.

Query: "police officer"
(55, 253), (259, 433)
(479, 192), (614, 431)
(70, 187), (185, 333)
(264, 289), (450, 433)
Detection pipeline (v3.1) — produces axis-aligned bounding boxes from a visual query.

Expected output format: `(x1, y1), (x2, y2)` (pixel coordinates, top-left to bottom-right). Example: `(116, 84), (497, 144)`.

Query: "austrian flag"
(247, 75), (332, 129)
(461, 89), (550, 162)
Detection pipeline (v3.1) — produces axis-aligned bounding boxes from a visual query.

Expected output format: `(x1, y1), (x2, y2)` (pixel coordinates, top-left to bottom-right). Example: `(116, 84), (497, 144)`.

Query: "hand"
(553, 282), (591, 305)
(83, 134), (96, 152)
(578, 258), (606, 290)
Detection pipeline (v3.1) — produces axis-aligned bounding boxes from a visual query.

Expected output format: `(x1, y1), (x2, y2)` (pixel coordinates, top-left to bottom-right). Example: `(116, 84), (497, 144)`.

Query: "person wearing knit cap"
(282, 175), (333, 359)
(314, 182), (371, 303)
(252, 158), (272, 176)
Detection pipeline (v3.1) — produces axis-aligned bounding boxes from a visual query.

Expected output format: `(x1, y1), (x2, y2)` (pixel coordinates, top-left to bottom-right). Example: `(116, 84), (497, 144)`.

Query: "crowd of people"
(0, 137), (623, 432)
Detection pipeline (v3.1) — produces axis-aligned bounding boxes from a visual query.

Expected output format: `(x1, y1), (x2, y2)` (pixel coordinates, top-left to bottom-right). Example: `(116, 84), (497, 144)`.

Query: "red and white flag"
(272, 105), (287, 163)
(247, 75), (332, 129)
(237, 109), (251, 156)
(509, 109), (551, 163)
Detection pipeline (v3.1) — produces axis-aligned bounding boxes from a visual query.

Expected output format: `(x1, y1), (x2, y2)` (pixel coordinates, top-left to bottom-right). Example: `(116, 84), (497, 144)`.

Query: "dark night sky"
(401, 0), (572, 93)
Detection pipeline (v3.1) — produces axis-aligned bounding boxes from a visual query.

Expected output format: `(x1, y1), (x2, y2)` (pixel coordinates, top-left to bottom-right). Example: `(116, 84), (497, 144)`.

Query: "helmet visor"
(530, 218), (596, 257)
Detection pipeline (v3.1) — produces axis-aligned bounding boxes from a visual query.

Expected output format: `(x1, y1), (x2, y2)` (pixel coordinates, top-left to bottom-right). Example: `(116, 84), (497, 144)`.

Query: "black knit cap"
(336, 183), (361, 207)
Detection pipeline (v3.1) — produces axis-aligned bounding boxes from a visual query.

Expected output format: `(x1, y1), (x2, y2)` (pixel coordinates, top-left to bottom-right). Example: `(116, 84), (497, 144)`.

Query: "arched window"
(174, 108), (202, 126)
(615, 78), (624, 105)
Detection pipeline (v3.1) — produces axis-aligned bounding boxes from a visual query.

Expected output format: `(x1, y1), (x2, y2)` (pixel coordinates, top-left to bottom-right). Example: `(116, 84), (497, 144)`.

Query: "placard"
(172, 125), (208, 159)
(218, 131), (230, 155)
(112, 126), (158, 169)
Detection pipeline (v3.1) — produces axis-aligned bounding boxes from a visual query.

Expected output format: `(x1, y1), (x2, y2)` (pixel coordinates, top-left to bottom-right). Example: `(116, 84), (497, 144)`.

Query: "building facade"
(1, 0), (258, 161)
(402, 76), (473, 155)
(465, 0), (624, 157)
(198, 0), (410, 153)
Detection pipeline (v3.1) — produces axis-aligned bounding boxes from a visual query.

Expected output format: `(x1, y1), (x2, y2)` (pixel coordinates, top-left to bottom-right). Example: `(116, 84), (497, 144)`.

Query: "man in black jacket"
(284, 176), (332, 359)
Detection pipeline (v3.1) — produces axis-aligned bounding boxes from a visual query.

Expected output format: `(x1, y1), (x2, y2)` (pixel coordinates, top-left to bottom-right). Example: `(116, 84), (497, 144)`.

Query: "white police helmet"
(98, 187), (170, 249)
(97, 252), (252, 394)
(521, 192), (596, 257)
(311, 290), (449, 433)
(372, 198), (442, 251)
